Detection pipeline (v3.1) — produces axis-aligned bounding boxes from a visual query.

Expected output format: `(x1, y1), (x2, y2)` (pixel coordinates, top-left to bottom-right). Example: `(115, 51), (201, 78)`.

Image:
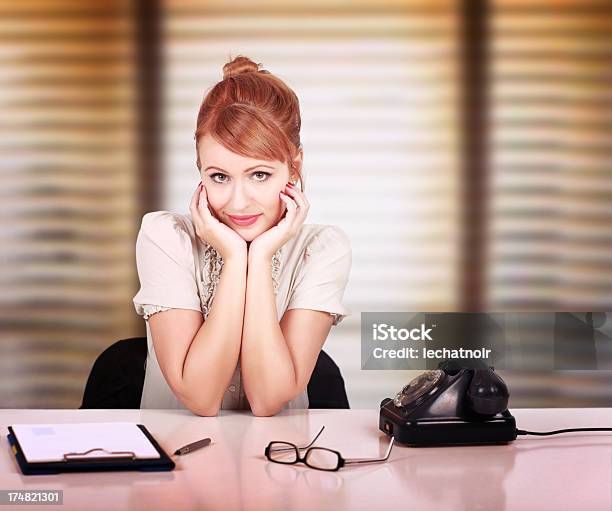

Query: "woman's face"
(198, 134), (300, 242)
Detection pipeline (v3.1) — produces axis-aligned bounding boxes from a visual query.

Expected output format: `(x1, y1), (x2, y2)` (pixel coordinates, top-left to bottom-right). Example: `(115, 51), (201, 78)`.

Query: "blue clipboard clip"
(63, 448), (136, 462)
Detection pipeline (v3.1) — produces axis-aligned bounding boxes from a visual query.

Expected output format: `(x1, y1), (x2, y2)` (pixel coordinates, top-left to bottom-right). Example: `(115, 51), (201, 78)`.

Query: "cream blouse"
(132, 211), (352, 412)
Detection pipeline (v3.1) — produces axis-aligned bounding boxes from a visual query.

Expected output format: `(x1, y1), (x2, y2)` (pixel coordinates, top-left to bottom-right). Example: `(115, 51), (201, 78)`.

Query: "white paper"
(11, 422), (161, 463)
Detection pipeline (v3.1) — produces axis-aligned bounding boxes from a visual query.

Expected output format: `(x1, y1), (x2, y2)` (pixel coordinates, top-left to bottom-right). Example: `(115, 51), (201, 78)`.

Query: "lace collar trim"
(200, 244), (282, 320)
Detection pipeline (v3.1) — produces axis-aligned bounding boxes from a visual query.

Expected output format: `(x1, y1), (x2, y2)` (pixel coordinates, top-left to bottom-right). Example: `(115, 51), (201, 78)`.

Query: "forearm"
(180, 255), (247, 415)
(241, 253), (298, 416)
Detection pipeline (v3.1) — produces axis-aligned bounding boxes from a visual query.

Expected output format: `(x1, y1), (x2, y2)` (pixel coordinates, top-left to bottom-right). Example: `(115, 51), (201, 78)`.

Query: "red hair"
(194, 55), (304, 190)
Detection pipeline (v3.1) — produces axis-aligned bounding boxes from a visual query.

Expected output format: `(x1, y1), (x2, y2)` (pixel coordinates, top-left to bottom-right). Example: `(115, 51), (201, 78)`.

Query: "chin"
(237, 232), (257, 242)
(232, 227), (263, 243)
(224, 217), (274, 242)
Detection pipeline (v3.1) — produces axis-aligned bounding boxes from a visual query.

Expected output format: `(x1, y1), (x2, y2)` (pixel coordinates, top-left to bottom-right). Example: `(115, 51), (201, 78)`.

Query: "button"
(229, 385), (236, 392)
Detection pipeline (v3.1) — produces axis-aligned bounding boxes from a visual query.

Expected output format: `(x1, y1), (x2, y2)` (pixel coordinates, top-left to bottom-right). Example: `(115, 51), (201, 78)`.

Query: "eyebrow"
(204, 164), (275, 173)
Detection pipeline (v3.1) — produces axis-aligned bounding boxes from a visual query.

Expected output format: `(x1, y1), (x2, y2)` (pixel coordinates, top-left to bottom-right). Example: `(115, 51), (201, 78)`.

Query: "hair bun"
(222, 55), (261, 79)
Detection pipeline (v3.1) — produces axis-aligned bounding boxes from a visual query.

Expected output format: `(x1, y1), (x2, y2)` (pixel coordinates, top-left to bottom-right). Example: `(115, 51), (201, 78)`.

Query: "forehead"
(199, 134), (280, 170)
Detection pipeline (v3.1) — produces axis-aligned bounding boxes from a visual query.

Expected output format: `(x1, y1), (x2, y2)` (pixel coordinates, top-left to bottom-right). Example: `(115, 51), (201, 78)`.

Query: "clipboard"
(7, 424), (175, 475)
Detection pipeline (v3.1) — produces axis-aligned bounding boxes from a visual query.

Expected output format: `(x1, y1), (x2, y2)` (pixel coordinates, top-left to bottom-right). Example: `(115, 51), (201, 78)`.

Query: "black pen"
(174, 437), (212, 456)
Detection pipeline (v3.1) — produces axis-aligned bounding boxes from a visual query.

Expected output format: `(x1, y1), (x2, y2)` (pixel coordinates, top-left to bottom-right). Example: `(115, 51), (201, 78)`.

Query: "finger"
(281, 191), (298, 210)
(190, 182), (201, 208)
(198, 182), (215, 220)
(283, 186), (308, 224)
(190, 183), (202, 219)
(200, 186), (223, 222)
(280, 192), (298, 225)
(284, 184), (309, 207)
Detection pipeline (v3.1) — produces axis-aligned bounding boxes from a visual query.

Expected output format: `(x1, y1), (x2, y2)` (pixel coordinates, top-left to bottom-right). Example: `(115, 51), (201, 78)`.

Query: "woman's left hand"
(249, 183), (310, 261)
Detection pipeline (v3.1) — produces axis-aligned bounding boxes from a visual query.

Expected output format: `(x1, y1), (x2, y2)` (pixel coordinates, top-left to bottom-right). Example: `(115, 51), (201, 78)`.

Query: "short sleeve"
(286, 225), (352, 326)
(132, 211), (202, 320)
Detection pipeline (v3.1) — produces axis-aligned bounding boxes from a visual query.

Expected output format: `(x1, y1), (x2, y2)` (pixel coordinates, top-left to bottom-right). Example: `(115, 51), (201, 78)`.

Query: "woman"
(133, 56), (351, 416)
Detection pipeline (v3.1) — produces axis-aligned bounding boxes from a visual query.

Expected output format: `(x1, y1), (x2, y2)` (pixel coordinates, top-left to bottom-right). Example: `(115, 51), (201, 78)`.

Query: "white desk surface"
(1, 408), (611, 511)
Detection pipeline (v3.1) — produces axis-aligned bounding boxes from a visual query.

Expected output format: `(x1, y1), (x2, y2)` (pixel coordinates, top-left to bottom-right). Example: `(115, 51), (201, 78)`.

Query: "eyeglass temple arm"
(298, 425), (325, 449)
(343, 437), (395, 465)
(268, 426), (326, 453)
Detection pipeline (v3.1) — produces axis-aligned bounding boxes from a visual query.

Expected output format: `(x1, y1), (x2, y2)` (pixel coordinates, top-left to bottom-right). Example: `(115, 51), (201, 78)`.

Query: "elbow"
(176, 388), (221, 417)
(188, 397), (221, 416)
(192, 404), (220, 417)
(249, 388), (299, 417)
(250, 402), (283, 417)
(246, 379), (305, 416)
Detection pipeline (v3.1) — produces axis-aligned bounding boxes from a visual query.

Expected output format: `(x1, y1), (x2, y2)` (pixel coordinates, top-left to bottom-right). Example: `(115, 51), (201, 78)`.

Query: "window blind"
(0, 0), (141, 407)
(488, 0), (612, 405)
(488, 1), (612, 310)
(162, 0), (461, 407)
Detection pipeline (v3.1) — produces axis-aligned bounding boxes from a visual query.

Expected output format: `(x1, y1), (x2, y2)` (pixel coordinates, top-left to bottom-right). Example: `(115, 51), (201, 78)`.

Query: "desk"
(1, 408), (611, 511)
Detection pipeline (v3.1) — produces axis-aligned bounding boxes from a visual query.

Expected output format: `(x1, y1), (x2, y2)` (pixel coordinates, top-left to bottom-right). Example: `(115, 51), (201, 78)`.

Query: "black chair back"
(81, 337), (349, 409)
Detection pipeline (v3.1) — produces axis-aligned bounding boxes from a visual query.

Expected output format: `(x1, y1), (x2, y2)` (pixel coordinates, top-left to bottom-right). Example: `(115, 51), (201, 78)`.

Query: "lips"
(228, 214), (262, 227)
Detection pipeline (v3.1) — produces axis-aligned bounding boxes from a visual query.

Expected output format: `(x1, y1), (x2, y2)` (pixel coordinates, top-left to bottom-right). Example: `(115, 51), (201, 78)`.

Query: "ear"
(290, 149), (303, 182)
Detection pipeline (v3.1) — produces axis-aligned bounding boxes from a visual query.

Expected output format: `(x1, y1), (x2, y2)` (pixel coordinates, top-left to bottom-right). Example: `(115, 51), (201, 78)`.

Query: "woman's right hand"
(189, 182), (247, 261)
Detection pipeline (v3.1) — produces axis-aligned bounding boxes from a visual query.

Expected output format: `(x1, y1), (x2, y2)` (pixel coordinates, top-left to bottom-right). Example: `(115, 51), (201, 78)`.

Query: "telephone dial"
(379, 360), (517, 446)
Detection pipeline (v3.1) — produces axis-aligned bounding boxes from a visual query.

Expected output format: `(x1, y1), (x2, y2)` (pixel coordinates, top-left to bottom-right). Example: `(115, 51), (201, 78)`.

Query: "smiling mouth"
(229, 214), (260, 220)
(228, 214), (262, 226)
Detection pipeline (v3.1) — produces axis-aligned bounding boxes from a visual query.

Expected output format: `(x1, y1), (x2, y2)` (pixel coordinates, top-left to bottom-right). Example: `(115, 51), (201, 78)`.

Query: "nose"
(229, 181), (251, 212)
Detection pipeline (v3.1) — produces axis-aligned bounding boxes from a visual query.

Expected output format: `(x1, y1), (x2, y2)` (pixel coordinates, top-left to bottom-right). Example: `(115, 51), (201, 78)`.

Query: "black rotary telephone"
(379, 360), (518, 446)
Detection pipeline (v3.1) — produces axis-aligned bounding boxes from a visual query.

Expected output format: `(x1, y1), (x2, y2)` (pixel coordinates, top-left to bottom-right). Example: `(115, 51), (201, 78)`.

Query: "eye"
(210, 173), (228, 183)
(252, 171), (271, 181)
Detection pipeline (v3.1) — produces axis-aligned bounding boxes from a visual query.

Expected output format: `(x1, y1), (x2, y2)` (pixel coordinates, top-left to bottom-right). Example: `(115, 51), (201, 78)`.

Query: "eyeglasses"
(264, 426), (395, 472)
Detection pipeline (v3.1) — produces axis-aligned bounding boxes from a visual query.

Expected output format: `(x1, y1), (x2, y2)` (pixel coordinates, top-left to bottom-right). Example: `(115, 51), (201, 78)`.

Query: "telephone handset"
(379, 361), (517, 446)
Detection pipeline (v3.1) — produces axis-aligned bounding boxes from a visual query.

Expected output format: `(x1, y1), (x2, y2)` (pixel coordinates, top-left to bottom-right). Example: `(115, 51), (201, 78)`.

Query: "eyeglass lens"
(268, 442), (298, 463)
(304, 448), (341, 470)
(268, 442), (341, 471)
